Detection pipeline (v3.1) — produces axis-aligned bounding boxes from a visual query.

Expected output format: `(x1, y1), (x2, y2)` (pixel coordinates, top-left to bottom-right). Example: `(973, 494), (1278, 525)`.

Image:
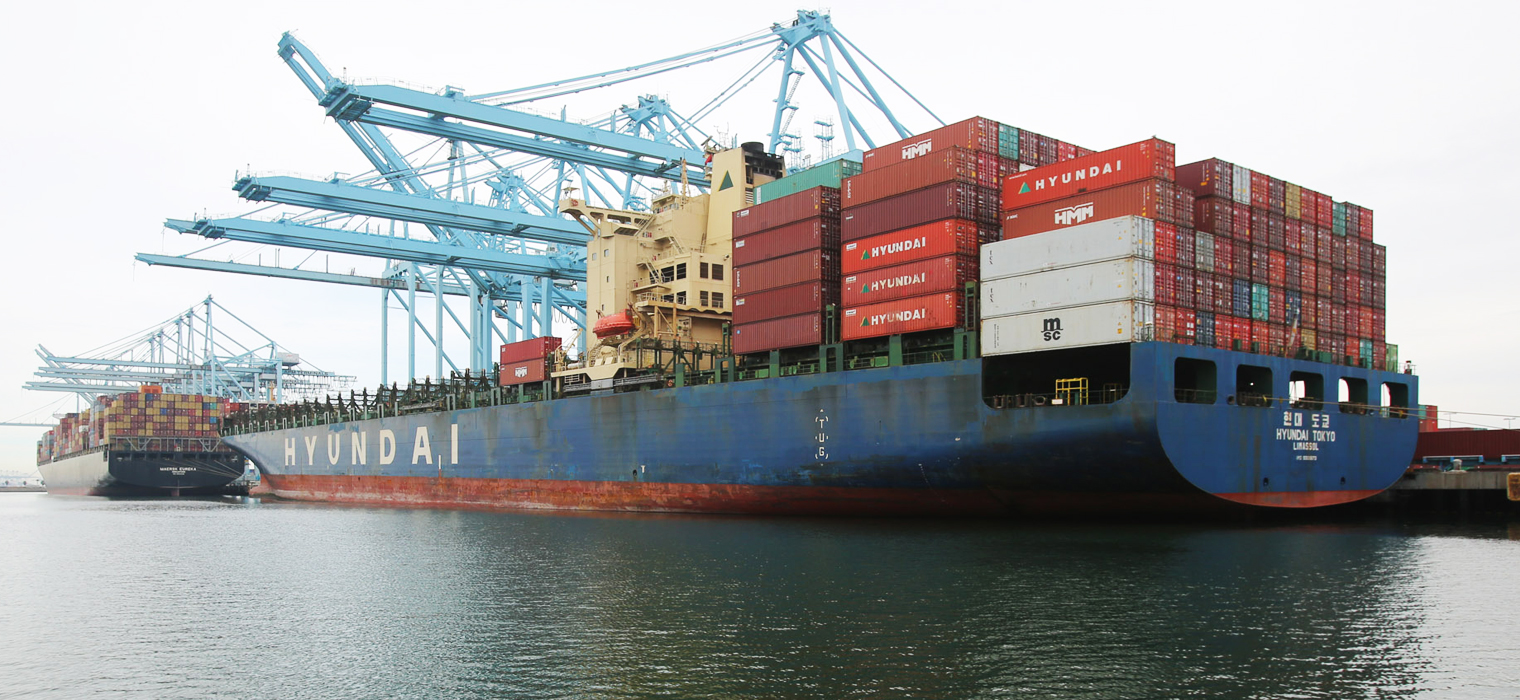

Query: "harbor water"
(1, 492), (1517, 698)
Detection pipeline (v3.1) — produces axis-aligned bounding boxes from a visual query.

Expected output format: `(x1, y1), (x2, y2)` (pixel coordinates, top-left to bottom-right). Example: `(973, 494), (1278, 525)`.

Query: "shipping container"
(1231, 164), (1251, 204)
(843, 147), (999, 206)
(843, 256), (977, 306)
(841, 182), (998, 241)
(732, 218), (840, 266)
(1000, 179), (1188, 239)
(842, 219), (981, 274)
(1002, 138), (1176, 211)
(733, 281), (839, 325)
(500, 336), (563, 365)
(982, 258), (1155, 317)
(980, 215), (1154, 281)
(732, 312), (825, 355)
(733, 249), (839, 294)
(1176, 158), (1233, 200)
(842, 292), (965, 340)
(753, 158), (862, 204)
(1193, 197), (1234, 237)
(983, 301), (1154, 355)
(733, 186), (841, 237)
(861, 117), (999, 171)
(500, 360), (548, 387)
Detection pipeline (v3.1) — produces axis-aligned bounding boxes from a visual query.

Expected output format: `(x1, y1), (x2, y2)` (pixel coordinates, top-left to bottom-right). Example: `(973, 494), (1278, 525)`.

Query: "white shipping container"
(981, 258), (1154, 318)
(1231, 164), (1251, 204)
(980, 216), (1153, 282)
(1196, 231), (1215, 272)
(983, 301), (1155, 356)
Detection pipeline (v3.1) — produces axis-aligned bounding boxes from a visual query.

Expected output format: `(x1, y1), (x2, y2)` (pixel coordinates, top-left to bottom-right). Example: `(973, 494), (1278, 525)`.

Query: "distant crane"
(141, 10), (939, 385)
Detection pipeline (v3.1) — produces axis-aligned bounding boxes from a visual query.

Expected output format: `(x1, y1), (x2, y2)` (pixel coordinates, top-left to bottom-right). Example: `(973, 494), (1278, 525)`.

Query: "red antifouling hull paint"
(733, 281), (838, 325)
(860, 116), (998, 171)
(500, 336), (562, 365)
(732, 218), (839, 266)
(841, 182), (998, 241)
(732, 186), (841, 237)
(1001, 179), (1185, 239)
(843, 147), (1000, 206)
(499, 360), (547, 386)
(841, 219), (981, 274)
(1002, 138), (1175, 210)
(732, 312), (824, 354)
(842, 256), (977, 306)
(842, 292), (963, 340)
(733, 249), (839, 294)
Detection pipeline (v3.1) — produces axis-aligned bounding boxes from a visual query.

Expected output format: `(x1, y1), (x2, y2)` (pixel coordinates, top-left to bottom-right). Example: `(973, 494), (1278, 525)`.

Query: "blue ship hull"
(223, 343), (1419, 516)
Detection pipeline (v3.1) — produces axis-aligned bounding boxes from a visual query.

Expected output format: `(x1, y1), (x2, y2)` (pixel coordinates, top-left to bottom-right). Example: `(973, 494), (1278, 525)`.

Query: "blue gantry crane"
(139, 10), (940, 386)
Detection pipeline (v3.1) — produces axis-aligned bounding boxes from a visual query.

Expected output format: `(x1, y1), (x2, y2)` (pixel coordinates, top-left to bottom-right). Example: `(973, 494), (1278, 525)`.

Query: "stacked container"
(753, 157), (862, 205)
(39, 389), (230, 464)
(730, 186), (843, 354)
(980, 216), (1157, 355)
(1175, 158), (1389, 366)
(499, 336), (563, 386)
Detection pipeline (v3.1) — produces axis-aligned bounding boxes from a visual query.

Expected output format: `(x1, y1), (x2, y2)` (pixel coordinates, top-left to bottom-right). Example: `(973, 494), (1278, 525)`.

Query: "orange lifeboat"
(592, 311), (637, 338)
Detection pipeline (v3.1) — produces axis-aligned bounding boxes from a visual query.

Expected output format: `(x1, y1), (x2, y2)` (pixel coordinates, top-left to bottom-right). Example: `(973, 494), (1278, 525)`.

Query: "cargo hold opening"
(983, 345), (1130, 409)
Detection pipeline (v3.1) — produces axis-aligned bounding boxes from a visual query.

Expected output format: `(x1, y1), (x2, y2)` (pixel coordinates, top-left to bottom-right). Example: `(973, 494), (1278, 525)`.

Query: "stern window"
(1174, 358), (1217, 404)
(1383, 382), (1411, 418)
(1339, 377), (1371, 414)
(1290, 371), (1325, 410)
(1235, 365), (1273, 407)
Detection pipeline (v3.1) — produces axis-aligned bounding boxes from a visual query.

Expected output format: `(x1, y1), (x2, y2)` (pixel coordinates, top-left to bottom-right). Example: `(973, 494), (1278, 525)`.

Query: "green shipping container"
(1250, 283), (1270, 322)
(1332, 202), (1347, 237)
(997, 124), (1019, 161)
(753, 159), (862, 204)
(1386, 343), (1399, 371)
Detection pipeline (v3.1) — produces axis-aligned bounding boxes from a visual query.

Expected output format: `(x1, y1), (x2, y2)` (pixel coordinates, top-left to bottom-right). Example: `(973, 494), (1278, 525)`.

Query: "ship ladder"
(1054, 378), (1089, 407)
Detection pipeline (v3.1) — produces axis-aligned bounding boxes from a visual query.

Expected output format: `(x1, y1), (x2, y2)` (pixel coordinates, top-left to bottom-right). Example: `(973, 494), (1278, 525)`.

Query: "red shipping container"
(734, 249), (839, 294)
(861, 117), (999, 171)
(500, 360), (547, 387)
(1268, 250), (1286, 286)
(1002, 138), (1176, 211)
(1176, 309), (1197, 343)
(732, 218), (839, 266)
(1268, 178), (1286, 215)
(843, 147), (998, 206)
(1176, 159), (1233, 199)
(842, 292), (964, 340)
(733, 187), (841, 238)
(1177, 268), (1196, 309)
(842, 255), (977, 306)
(1285, 255), (1302, 292)
(1057, 141), (1078, 162)
(842, 182), (998, 241)
(1155, 221), (1177, 263)
(732, 312), (825, 354)
(1215, 237), (1234, 275)
(1154, 263), (1177, 306)
(1156, 305), (1177, 342)
(1230, 201), (1250, 240)
(733, 281), (839, 325)
(1268, 287), (1285, 323)
(1193, 197), (1234, 236)
(1196, 271), (1215, 311)
(1285, 220), (1302, 254)
(841, 219), (980, 274)
(1251, 320), (1271, 348)
(1213, 275), (1232, 315)
(1000, 179), (1183, 239)
(500, 336), (563, 365)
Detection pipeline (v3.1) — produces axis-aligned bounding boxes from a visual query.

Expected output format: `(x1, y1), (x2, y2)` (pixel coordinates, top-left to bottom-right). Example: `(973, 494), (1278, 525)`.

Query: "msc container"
(980, 215), (1154, 281)
(733, 187), (841, 238)
(732, 218), (839, 266)
(733, 249), (839, 294)
(500, 336), (563, 365)
(860, 116), (999, 171)
(843, 256), (977, 306)
(981, 258), (1155, 317)
(1001, 179), (1186, 239)
(753, 159), (862, 204)
(841, 219), (981, 274)
(732, 312), (825, 355)
(982, 301), (1154, 355)
(843, 148), (999, 206)
(841, 182), (999, 241)
(1176, 158), (1234, 200)
(733, 281), (838, 325)
(1002, 138), (1176, 211)
(500, 359), (548, 386)
(842, 292), (964, 340)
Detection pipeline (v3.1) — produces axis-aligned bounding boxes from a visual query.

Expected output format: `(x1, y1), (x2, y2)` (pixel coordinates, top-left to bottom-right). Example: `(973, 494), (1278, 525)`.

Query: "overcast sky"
(2, 0), (1518, 473)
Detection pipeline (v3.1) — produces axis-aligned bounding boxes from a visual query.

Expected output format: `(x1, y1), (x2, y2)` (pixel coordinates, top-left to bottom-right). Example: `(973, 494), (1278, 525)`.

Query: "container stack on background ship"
(35, 388), (231, 464)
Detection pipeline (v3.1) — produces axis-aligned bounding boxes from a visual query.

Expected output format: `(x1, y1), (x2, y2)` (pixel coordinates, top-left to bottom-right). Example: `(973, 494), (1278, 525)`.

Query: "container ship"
(36, 388), (247, 496)
(219, 119), (1420, 516)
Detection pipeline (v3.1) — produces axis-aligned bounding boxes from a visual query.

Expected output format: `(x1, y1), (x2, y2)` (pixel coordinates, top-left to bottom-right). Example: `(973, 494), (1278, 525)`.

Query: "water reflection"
(2, 495), (1516, 699)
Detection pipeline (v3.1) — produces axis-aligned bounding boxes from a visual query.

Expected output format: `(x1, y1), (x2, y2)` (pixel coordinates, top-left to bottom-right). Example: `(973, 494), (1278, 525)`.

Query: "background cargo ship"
(37, 388), (246, 496)
(219, 122), (1421, 516)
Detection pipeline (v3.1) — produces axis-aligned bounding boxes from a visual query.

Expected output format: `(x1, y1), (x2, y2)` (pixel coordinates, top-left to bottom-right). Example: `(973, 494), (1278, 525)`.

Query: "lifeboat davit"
(593, 311), (637, 338)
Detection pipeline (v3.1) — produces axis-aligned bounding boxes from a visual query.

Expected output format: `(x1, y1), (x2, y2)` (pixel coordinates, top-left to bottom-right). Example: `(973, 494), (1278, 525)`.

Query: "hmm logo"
(1042, 317), (1062, 341)
(1053, 202), (1095, 226)
(514, 366), (528, 378)
(901, 139), (933, 160)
